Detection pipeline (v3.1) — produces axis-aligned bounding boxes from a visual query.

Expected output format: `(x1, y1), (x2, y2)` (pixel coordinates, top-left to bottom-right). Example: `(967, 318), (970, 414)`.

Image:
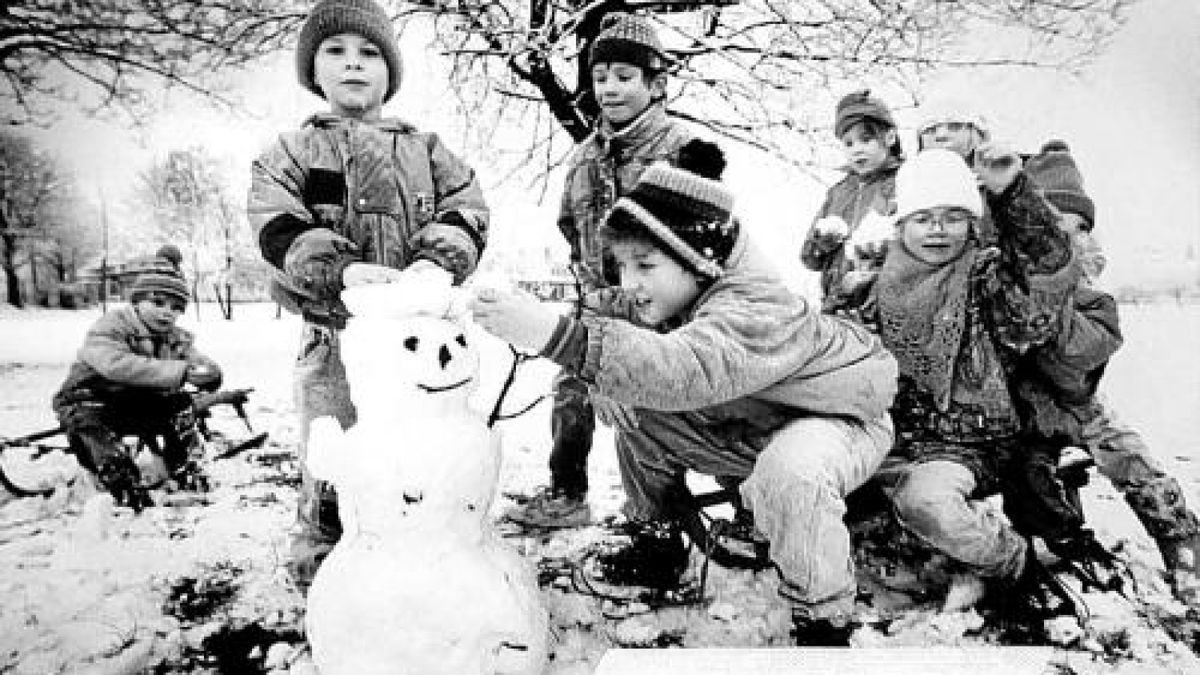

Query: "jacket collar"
(837, 154), (903, 181)
(303, 113), (416, 133)
(595, 104), (670, 155)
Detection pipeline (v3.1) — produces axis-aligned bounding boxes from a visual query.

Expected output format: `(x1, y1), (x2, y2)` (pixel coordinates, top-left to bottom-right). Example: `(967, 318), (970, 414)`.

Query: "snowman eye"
(456, 334), (467, 347)
(404, 337), (419, 352)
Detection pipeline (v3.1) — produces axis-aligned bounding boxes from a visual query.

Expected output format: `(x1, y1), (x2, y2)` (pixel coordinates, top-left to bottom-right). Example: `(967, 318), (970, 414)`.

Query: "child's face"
(899, 207), (975, 266)
(841, 122), (893, 175)
(918, 121), (984, 158)
(1055, 211), (1088, 235)
(313, 33), (389, 120)
(591, 63), (664, 127)
(610, 239), (704, 326)
(134, 293), (186, 334)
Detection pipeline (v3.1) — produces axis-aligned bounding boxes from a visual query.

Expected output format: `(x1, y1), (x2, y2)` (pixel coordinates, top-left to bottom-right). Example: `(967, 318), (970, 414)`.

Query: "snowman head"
(340, 283), (480, 416)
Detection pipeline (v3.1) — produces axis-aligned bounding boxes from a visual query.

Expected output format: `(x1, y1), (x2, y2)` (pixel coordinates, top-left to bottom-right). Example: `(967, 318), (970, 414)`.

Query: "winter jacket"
(52, 306), (219, 411)
(800, 158), (901, 308)
(558, 104), (695, 289)
(1014, 285), (1122, 440)
(877, 172), (1078, 472)
(247, 114), (489, 326)
(543, 232), (899, 438)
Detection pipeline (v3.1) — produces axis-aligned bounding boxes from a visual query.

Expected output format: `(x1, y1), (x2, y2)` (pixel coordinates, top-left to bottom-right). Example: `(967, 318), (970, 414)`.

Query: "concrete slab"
(594, 646), (1055, 674)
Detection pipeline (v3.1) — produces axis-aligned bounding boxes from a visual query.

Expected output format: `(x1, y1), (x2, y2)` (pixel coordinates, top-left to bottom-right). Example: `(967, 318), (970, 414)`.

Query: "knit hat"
(296, 0), (404, 103)
(834, 89), (895, 138)
(604, 140), (738, 279)
(916, 96), (990, 138)
(895, 149), (983, 221)
(589, 13), (668, 72)
(1024, 139), (1095, 230)
(132, 253), (189, 304)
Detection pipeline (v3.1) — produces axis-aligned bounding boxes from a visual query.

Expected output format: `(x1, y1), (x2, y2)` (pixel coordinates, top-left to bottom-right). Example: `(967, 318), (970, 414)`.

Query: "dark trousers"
(55, 390), (192, 473)
(548, 369), (594, 497)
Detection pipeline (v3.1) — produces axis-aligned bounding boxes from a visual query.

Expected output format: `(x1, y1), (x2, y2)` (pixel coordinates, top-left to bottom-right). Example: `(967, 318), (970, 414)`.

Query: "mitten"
(185, 362), (223, 392)
(277, 229), (360, 326)
(811, 216), (850, 249)
(410, 212), (481, 284)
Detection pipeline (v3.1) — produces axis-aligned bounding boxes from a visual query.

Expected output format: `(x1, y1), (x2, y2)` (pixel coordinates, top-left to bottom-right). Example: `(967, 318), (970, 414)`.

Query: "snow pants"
(874, 457), (1027, 581)
(290, 323), (357, 591)
(1082, 398), (1200, 544)
(548, 369), (594, 498)
(617, 409), (893, 621)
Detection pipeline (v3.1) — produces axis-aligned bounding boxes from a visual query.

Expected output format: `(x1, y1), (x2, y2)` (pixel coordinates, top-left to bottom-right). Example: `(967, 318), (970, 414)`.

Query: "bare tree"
(0, 131), (77, 306)
(400, 0), (1132, 179)
(0, 0), (306, 125)
(133, 147), (260, 319)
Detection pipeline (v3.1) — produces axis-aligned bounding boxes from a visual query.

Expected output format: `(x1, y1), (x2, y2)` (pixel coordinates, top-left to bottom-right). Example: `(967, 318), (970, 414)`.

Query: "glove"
(185, 363), (222, 392)
(97, 453), (152, 511)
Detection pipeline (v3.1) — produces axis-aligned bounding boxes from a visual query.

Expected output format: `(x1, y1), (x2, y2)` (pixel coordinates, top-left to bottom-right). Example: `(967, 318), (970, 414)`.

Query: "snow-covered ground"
(0, 301), (1197, 674)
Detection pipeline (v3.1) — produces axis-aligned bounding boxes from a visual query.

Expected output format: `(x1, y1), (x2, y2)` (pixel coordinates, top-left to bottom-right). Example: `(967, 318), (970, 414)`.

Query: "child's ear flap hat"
(589, 12), (669, 72)
(1024, 139), (1095, 231)
(605, 139), (739, 279)
(834, 89), (896, 138)
(895, 149), (984, 221)
(296, 0), (404, 103)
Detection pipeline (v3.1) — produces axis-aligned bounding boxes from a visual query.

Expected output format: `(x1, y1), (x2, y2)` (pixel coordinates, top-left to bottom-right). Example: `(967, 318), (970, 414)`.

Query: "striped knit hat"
(1025, 140), (1095, 231)
(604, 140), (738, 279)
(589, 12), (668, 71)
(296, 0), (404, 103)
(131, 249), (189, 304)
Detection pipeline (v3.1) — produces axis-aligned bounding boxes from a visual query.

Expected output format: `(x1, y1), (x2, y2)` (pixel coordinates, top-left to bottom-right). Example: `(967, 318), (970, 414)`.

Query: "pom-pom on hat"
(132, 252), (189, 304)
(589, 12), (668, 72)
(604, 139), (738, 279)
(895, 149), (983, 221)
(296, 0), (404, 103)
(1024, 139), (1095, 230)
(834, 89), (896, 138)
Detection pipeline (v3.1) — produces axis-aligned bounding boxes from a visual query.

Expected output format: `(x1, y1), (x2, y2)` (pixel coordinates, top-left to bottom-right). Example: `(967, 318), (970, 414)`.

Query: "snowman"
(304, 264), (549, 675)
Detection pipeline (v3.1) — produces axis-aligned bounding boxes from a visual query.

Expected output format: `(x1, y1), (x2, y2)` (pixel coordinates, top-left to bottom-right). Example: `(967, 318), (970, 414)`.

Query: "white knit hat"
(916, 96), (990, 137)
(895, 149), (983, 220)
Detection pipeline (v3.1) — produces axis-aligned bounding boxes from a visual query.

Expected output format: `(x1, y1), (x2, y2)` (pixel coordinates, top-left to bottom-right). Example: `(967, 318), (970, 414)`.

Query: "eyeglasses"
(148, 293), (186, 313)
(918, 121), (972, 137)
(903, 208), (975, 230)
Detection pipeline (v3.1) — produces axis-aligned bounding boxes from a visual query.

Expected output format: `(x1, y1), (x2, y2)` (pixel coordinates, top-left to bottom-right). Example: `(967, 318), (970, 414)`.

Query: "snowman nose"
(439, 344), (452, 369)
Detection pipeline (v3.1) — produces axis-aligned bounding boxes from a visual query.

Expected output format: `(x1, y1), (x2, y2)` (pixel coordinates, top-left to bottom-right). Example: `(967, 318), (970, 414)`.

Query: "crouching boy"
(471, 142), (897, 645)
(52, 248), (222, 510)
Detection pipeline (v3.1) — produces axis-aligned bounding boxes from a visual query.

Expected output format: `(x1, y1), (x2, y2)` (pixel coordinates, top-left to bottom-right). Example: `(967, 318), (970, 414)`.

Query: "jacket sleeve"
(409, 133), (490, 283)
(1032, 286), (1122, 402)
(799, 193), (841, 271)
(248, 134), (323, 270)
(983, 172), (1080, 353)
(78, 316), (188, 390)
(556, 164), (583, 263)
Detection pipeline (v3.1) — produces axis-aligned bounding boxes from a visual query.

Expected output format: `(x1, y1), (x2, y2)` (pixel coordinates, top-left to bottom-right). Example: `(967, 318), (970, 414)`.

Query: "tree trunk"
(1, 232), (21, 308)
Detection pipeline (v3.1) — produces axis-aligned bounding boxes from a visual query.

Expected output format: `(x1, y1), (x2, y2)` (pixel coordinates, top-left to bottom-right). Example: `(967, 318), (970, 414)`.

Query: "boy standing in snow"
(53, 247), (222, 510)
(917, 99), (1200, 604)
(246, 0), (489, 591)
(471, 144), (898, 645)
(800, 89), (903, 317)
(506, 12), (700, 529)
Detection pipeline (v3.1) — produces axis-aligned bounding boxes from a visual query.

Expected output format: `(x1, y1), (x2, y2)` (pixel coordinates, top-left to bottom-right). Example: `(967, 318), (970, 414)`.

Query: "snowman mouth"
(418, 377), (472, 393)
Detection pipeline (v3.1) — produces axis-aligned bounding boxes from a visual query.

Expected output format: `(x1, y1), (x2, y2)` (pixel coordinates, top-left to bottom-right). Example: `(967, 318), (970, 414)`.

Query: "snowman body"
(305, 283), (548, 675)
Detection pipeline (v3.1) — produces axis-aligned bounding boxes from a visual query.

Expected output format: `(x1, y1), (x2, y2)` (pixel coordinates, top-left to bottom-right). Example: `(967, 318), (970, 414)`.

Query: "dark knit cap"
(132, 254), (189, 304)
(296, 0), (404, 103)
(589, 13), (668, 72)
(1025, 139), (1095, 230)
(834, 89), (895, 138)
(604, 140), (738, 279)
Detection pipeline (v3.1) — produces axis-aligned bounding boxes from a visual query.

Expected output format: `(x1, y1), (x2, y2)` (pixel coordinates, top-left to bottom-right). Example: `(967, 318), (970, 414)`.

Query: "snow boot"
(791, 613), (855, 647)
(596, 519), (690, 591)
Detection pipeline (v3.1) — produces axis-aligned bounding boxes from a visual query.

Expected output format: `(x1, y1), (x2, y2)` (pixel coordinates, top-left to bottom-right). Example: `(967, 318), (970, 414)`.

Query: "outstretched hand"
(468, 286), (561, 353)
(973, 142), (1023, 195)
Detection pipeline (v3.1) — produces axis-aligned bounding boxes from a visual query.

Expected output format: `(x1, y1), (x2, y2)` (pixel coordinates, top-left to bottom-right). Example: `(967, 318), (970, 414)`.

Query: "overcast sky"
(30, 0), (1199, 294)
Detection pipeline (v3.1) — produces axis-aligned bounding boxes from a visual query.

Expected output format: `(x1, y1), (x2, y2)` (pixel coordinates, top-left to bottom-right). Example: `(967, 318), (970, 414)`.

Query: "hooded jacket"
(52, 306), (219, 410)
(248, 114), (489, 324)
(542, 232), (898, 441)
